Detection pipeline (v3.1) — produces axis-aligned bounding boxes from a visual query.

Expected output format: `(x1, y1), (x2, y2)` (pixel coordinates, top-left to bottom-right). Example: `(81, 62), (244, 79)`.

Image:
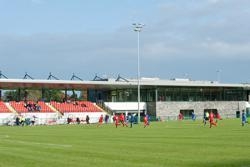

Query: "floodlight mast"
(133, 23), (144, 124)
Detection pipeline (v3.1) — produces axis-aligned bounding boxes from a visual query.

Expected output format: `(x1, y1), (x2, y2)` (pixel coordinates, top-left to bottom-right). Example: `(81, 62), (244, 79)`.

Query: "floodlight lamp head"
(134, 28), (140, 32)
(133, 23), (145, 32)
(132, 23), (145, 26)
(138, 23), (145, 27)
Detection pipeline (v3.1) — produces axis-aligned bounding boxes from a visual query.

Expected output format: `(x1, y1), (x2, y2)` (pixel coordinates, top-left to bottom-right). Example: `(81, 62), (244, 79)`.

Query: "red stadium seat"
(0, 101), (11, 113)
(9, 101), (54, 113)
(49, 101), (101, 113)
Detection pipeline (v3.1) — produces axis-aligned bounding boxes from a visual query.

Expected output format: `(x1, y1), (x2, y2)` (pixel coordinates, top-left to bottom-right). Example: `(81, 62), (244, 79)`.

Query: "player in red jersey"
(215, 112), (222, 123)
(178, 112), (184, 121)
(113, 114), (119, 128)
(119, 113), (128, 127)
(97, 114), (103, 127)
(144, 115), (149, 128)
(209, 111), (217, 128)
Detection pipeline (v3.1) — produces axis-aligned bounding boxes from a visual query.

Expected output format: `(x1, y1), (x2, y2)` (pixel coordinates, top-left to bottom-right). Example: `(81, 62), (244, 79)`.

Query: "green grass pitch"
(0, 119), (249, 167)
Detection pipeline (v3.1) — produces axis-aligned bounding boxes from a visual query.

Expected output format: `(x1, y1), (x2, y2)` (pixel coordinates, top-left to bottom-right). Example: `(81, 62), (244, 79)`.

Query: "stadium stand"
(50, 101), (101, 113)
(0, 101), (11, 113)
(0, 101), (104, 125)
(9, 101), (28, 113)
(37, 101), (54, 112)
(9, 101), (54, 113)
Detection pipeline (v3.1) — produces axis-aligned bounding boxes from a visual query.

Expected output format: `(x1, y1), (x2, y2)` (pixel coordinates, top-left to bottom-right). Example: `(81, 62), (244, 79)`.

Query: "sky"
(0, 0), (250, 83)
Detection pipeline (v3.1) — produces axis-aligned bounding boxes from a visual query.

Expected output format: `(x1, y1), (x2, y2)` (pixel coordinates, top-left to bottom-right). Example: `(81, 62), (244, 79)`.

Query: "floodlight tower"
(133, 23), (144, 123)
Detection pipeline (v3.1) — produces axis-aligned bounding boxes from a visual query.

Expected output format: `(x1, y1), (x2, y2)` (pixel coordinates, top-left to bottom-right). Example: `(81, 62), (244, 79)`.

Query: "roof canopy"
(0, 78), (249, 90)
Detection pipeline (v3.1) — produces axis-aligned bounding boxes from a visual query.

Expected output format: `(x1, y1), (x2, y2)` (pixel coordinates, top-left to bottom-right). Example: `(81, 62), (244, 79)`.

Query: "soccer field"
(0, 119), (249, 167)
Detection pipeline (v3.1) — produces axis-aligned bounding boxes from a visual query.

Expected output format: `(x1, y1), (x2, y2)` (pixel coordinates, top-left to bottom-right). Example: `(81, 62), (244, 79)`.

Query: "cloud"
(145, 0), (250, 60)
(200, 41), (250, 58)
(143, 42), (180, 57)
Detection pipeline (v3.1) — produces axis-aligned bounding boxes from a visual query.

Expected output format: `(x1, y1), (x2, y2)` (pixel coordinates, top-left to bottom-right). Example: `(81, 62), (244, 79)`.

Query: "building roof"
(0, 78), (250, 90)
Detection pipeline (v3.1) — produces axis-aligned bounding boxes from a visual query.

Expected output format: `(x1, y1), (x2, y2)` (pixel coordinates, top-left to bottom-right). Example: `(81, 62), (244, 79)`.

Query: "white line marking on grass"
(0, 146), (23, 151)
(14, 140), (72, 148)
(1, 138), (72, 148)
(0, 135), (9, 139)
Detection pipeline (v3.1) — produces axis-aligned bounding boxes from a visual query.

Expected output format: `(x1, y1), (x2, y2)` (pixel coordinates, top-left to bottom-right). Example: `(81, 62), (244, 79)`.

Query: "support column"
(155, 88), (158, 102)
(64, 89), (67, 102)
(82, 89), (88, 101)
(42, 88), (45, 101)
(18, 88), (21, 101)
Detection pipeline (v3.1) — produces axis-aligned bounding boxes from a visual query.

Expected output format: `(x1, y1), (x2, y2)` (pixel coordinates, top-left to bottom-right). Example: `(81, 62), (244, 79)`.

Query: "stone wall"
(156, 101), (247, 120)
